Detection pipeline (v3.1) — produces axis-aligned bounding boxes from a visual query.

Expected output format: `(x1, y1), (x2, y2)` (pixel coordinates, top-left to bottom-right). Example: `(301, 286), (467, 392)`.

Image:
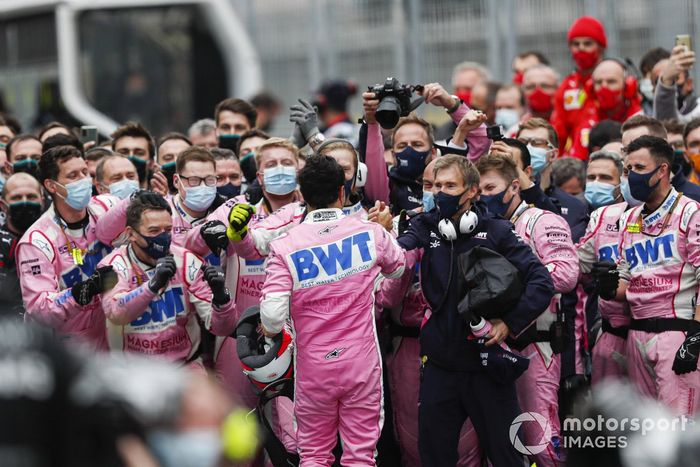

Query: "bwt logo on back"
(625, 233), (676, 270)
(290, 232), (375, 285)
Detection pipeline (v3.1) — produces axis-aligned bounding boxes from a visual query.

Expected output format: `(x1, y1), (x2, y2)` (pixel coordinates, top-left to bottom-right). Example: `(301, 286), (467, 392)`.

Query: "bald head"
(593, 60), (626, 93)
(3, 172), (43, 203)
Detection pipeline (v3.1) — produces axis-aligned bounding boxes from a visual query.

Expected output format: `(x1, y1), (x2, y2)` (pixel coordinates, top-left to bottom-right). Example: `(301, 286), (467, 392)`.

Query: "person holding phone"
(654, 37), (700, 124)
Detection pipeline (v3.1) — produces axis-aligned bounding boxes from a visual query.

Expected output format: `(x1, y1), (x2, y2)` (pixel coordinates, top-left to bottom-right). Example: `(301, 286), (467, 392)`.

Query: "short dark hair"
(214, 98), (257, 128)
(111, 122), (155, 159)
(626, 135), (674, 166)
(516, 50), (550, 66)
(238, 128), (271, 156)
(210, 148), (237, 161)
(683, 118), (700, 144)
(175, 146), (215, 175)
(85, 147), (112, 162)
(0, 113), (22, 135)
(588, 120), (622, 153)
(662, 119), (685, 136)
(250, 91), (281, 111)
(476, 153), (519, 185)
(43, 133), (82, 154)
(639, 47), (670, 76)
(39, 145), (84, 184)
(298, 155), (344, 208)
(621, 115), (667, 139)
(6, 134), (41, 160)
(126, 192), (172, 230)
(157, 132), (192, 150)
(38, 122), (74, 141)
(502, 137), (531, 168)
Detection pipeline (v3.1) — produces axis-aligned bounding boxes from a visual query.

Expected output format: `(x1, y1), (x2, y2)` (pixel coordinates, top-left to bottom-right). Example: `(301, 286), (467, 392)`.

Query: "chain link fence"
(233, 0), (700, 135)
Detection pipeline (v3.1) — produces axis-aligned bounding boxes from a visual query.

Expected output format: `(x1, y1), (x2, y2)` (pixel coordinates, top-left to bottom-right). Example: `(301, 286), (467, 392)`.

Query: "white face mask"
(147, 429), (222, 467)
(640, 78), (654, 101)
(495, 109), (521, 130)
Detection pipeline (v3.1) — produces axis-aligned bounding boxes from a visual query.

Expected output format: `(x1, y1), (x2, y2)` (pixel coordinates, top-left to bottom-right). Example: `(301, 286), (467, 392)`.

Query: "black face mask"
(12, 159), (39, 179)
(160, 162), (177, 193)
(217, 183), (241, 199)
(8, 201), (42, 233)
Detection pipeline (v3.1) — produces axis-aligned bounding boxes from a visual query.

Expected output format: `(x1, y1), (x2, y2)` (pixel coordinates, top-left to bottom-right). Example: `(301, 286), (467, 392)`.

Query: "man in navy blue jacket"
(398, 155), (554, 467)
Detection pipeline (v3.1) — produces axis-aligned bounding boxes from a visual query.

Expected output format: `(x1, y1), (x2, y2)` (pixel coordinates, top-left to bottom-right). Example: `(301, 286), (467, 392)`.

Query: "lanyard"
(57, 221), (88, 266)
(628, 192), (682, 237)
(509, 202), (533, 226)
(126, 245), (150, 286)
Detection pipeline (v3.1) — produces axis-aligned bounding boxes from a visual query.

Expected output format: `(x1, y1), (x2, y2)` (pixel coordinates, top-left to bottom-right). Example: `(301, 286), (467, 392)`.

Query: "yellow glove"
(227, 203), (256, 242)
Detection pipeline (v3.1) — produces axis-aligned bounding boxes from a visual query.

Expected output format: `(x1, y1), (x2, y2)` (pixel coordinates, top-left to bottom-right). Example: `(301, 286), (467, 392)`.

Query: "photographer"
(397, 155), (554, 466)
(362, 82), (490, 214)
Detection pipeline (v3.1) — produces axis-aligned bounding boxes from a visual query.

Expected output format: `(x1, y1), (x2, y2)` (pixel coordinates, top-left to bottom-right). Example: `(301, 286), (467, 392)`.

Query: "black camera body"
(486, 125), (504, 141)
(369, 77), (423, 129)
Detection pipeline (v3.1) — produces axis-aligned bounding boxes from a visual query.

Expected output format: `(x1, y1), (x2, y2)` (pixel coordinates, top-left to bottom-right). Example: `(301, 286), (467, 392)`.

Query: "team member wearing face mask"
(111, 122), (156, 189)
(95, 155), (140, 200)
(576, 150), (631, 385)
(5, 134), (42, 179)
(211, 148), (243, 199)
(154, 133), (192, 195)
(567, 59), (643, 160)
(0, 173), (44, 316)
(16, 146), (127, 350)
(494, 84), (525, 136)
(362, 82), (491, 215)
(594, 136), (700, 416)
(98, 194), (236, 366)
(551, 16), (607, 155)
(521, 65), (560, 121)
(477, 154), (578, 467)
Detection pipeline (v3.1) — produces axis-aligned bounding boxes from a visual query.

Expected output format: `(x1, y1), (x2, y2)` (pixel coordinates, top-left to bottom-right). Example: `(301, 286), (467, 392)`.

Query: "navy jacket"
(397, 205), (554, 371)
(672, 170), (700, 203)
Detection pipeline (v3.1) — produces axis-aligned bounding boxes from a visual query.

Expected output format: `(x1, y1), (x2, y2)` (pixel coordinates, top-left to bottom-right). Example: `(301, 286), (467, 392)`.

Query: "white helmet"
(235, 306), (294, 390)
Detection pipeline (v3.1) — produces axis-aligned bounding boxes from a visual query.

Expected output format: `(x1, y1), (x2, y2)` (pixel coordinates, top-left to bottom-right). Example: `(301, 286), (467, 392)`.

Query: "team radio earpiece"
(316, 138), (368, 189)
(437, 209), (479, 241)
(584, 57), (639, 102)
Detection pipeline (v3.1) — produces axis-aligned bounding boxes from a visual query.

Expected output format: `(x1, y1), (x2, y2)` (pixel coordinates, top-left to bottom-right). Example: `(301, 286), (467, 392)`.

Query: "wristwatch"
(447, 95), (462, 114)
(308, 132), (326, 151)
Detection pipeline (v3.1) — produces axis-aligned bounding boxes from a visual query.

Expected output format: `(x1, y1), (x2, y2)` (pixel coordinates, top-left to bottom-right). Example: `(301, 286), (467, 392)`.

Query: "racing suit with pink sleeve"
(97, 244), (236, 365)
(17, 195), (122, 350)
(260, 208), (405, 466)
(378, 247), (481, 467)
(363, 103), (491, 210)
(617, 188), (700, 416)
(577, 202), (630, 385)
(511, 202), (578, 467)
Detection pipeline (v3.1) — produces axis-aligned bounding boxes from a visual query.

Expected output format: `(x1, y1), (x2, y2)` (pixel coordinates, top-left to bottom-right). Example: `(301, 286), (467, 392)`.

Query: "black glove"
(201, 220), (228, 255)
(148, 256), (177, 293)
(673, 329), (700, 375)
(591, 261), (619, 301)
(202, 265), (230, 306)
(398, 210), (409, 235)
(71, 266), (118, 306)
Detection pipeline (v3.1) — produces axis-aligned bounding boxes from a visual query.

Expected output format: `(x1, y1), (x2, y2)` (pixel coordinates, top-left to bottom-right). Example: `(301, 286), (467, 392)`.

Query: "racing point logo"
(509, 411), (552, 455)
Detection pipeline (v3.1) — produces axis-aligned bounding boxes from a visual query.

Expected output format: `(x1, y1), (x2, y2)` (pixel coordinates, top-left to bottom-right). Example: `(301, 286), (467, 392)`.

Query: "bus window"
(77, 5), (227, 135)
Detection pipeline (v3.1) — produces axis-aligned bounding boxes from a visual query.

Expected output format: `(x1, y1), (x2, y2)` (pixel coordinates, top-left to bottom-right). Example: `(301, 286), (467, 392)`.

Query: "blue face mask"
(108, 179), (140, 200)
(140, 231), (171, 260)
(436, 190), (466, 219)
(628, 166), (661, 202)
(528, 145), (549, 176)
(394, 147), (430, 180)
(422, 191), (435, 212)
(147, 429), (221, 467)
(584, 181), (617, 209)
(59, 177), (93, 210)
(183, 184), (217, 212)
(263, 165), (297, 195)
(480, 188), (511, 217)
(344, 178), (354, 202)
(217, 183), (241, 199)
(620, 177), (643, 207)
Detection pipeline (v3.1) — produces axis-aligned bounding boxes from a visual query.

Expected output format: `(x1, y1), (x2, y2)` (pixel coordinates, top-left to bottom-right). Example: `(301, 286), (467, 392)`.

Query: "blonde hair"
(255, 137), (300, 168)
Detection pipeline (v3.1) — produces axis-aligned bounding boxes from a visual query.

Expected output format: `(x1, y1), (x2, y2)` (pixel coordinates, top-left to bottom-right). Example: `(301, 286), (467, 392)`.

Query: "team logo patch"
(325, 348), (345, 359)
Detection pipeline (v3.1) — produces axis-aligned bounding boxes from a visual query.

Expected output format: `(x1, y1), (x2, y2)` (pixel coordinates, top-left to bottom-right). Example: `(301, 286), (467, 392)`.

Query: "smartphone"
(80, 125), (99, 145)
(676, 34), (692, 52)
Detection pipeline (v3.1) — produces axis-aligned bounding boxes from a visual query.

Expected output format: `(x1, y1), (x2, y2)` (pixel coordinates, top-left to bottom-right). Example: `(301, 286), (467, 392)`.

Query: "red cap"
(567, 16), (607, 48)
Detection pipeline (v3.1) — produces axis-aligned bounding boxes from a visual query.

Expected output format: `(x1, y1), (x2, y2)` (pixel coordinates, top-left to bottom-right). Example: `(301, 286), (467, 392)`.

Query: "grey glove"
(289, 98), (321, 141)
(289, 123), (307, 149)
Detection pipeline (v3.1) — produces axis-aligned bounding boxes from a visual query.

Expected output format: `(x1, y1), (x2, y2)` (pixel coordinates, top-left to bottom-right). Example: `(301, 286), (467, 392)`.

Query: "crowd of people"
(2, 13), (700, 467)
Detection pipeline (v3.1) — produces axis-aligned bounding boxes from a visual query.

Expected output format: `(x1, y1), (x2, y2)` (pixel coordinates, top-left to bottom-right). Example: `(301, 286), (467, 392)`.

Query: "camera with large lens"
(368, 77), (424, 129)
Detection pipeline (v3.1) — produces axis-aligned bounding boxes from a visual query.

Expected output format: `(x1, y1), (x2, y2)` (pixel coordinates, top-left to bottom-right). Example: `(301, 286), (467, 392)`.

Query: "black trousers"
(418, 362), (529, 467)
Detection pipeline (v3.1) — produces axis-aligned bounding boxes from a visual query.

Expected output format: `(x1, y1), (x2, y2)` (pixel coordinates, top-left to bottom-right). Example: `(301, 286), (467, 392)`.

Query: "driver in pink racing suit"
(259, 156), (405, 466)
(478, 153), (578, 467)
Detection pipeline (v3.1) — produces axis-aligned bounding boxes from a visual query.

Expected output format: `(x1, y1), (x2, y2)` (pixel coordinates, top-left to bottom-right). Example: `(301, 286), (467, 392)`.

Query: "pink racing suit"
(17, 195), (122, 350)
(617, 188), (700, 416)
(577, 202), (631, 385)
(261, 208), (405, 466)
(511, 202), (578, 467)
(98, 244), (236, 365)
(378, 247), (481, 467)
(363, 103), (491, 205)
